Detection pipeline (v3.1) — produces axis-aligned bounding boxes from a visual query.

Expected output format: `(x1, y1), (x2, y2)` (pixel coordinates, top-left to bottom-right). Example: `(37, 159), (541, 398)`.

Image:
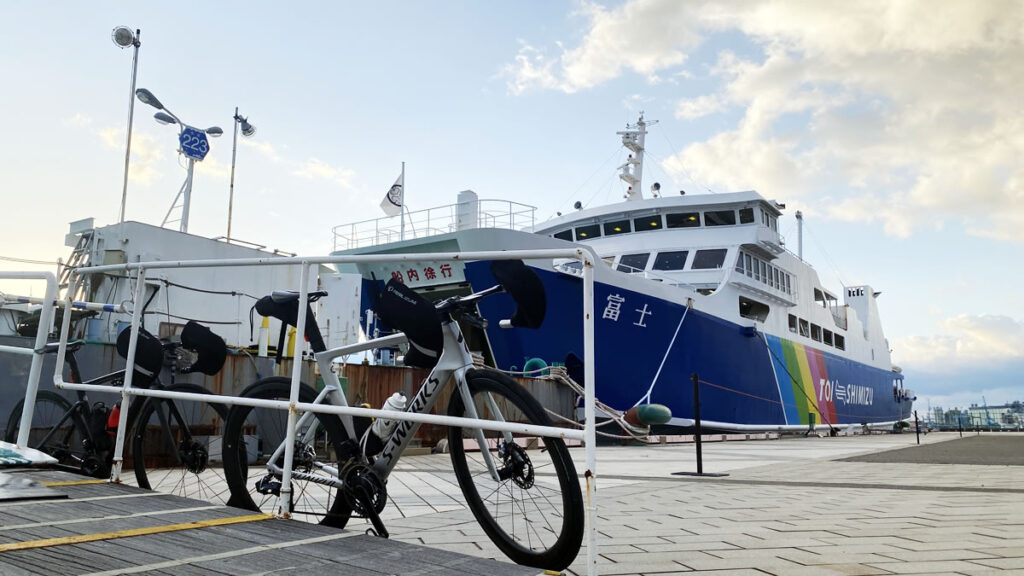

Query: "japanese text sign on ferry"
(367, 261), (465, 288)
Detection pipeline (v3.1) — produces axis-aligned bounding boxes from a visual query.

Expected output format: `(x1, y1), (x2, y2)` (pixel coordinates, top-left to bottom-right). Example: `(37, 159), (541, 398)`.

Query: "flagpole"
(400, 161), (405, 241)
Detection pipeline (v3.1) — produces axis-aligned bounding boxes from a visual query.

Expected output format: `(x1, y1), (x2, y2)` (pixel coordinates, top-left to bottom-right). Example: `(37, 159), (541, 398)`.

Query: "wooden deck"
(0, 468), (541, 575)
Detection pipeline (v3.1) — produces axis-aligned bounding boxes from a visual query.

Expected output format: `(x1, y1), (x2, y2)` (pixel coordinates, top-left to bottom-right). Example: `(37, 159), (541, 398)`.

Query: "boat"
(331, 115), (913, 433)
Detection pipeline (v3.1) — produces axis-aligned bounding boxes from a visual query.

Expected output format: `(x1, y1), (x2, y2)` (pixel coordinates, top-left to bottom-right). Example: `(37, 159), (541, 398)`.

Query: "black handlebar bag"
(376, 279), (443, 369)
(115, 327), (163, 388)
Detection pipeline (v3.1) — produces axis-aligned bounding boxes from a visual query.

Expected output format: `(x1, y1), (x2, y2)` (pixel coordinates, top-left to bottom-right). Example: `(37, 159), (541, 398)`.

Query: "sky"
(1, 1), (1021, 414)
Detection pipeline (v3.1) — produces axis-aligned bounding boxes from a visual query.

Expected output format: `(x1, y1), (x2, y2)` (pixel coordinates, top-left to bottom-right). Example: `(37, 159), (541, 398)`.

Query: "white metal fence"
(47, 248), (601, 575)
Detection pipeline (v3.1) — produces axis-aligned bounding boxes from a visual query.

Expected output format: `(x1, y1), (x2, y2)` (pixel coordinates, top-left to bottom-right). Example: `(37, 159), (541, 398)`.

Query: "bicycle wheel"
(5, 391), (89, 470)
(447, 368), (584, 571)
(131, 383), (229, 505)
(222, 377), (352, 527)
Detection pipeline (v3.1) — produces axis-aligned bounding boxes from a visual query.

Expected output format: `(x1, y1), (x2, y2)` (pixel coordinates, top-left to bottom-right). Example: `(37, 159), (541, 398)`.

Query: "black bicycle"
(5, 321), (230, 505)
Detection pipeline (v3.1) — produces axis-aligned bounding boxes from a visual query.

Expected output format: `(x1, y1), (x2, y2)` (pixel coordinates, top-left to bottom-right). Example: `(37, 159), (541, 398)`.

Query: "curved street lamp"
(135, 87), (222, 233)
(112, 26), (141, 227)
(227, 108), (256, 241)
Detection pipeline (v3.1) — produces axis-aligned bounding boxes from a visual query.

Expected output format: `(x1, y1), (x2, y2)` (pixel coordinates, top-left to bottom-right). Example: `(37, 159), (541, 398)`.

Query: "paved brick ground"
(382, 432), (1024, 575)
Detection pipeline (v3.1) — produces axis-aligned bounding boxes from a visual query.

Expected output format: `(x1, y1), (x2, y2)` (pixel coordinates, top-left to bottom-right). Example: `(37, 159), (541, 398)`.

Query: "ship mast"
(617, 113), (656, 201)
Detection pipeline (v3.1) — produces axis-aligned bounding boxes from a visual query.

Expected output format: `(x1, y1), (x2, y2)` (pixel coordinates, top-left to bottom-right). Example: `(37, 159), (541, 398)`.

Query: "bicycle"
(5, 321), (230, 505)
(222, 259), (584, 571)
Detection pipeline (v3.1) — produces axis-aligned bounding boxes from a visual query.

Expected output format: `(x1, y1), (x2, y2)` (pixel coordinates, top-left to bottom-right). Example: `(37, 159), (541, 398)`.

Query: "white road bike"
(222, 260), (584, 571)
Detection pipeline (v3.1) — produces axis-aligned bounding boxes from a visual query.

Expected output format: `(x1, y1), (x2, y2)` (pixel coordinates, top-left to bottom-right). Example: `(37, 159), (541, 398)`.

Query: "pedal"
(254, 475), (281, 496)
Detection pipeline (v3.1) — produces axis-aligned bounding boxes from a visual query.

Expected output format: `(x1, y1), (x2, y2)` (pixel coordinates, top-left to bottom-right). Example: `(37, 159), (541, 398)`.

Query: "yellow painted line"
(42, 479), (109, 487)
(0, 513), (273, 552)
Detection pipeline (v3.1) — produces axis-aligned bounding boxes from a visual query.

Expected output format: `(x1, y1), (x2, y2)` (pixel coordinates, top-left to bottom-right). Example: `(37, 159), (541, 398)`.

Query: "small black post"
(692, 372), (703, 476)
(914, 410), (920, 445)
(958, 416), (963, 438)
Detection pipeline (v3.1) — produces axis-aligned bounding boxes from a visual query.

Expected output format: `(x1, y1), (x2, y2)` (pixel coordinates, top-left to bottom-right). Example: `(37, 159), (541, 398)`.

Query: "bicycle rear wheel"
(5, 391), (91, 471)
(222, 377), (352, 527)
(447, 368), (584, 571)
(131, 384), (229, 504)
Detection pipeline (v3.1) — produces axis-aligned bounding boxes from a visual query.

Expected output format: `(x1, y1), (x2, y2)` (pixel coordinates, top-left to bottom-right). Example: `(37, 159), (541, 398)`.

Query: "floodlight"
(112, 26), (137, 48)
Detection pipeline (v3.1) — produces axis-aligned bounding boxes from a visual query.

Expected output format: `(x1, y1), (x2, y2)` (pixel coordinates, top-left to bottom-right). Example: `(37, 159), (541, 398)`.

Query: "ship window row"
(551, 206), (768, 241)
(735, 251), (793, 295)
(611, 248), (729, 273)
(788, 313), (845, 350)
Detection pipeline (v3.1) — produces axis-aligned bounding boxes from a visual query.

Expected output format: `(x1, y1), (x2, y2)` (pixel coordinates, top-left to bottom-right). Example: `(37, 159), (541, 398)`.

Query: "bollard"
(671, 373), (727, 477)
(958, 418), (963, 438)
(693, 372), (703, 475)
(914, 410), (920, 445)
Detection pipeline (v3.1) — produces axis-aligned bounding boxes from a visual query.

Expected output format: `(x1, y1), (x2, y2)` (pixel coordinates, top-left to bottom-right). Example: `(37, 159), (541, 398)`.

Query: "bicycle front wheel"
(222, 377), (352, 527)
(447, 368), (584, 571)
(5, 391), (88, 470)
(131, 384), (229, 504)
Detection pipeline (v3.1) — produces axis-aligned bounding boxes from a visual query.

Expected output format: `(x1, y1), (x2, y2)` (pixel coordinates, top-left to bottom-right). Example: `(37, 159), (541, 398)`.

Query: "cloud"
(98, 127), (164, 187)
(893, 314), (1024, 371)
(507, 0), (1024, 242)
(293, 159), (355, 189)
(503, 1), (702, 94)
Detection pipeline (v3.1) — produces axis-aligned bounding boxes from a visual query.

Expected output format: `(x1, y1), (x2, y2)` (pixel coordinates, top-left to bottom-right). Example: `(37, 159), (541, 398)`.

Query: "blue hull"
(463, 262), (911, 429)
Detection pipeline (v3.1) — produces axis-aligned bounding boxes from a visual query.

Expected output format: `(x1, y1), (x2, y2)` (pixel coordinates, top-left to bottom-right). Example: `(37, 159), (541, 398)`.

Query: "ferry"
(332, 116), (914, 432)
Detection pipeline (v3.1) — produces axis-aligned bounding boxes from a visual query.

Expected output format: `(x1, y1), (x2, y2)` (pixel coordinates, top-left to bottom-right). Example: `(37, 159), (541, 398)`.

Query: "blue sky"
(1, 1), (1021, 413)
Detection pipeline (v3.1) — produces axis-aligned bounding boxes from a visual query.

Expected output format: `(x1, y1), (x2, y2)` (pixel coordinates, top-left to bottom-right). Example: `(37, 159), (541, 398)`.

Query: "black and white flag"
(380, 173), (404, 216)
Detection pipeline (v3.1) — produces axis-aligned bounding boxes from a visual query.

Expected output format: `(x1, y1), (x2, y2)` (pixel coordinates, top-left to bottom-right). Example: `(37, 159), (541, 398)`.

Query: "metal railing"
(332, 199), (537, 251)
(0, 272), (59, 449)
(54, 247), (602, 575)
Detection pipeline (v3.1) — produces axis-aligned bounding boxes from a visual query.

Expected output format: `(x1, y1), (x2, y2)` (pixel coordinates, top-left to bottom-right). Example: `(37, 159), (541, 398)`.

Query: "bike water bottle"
(371, 392), (407, 439)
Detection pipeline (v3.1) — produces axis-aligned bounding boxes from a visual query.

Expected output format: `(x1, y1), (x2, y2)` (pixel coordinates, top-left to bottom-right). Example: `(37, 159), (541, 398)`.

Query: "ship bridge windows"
(739, 207), (755, 224)
(692, 248), (729, 269)
(666, 212), (701, 228)
(653, 250), (689, 271)
(705, 210), (737, 226)
(574, 223), (601, 240)
(834, 334), (845, 350)
(788, 314), (798, 333)
(811, 323), (822, 342)
(633, 215), (662, 231)
(603, 219), (631, 236)
(553, 229), (573, 241)
(739, 296), (770, 322)
(617, 252), (650, 273)
(760, 208), (778, 232)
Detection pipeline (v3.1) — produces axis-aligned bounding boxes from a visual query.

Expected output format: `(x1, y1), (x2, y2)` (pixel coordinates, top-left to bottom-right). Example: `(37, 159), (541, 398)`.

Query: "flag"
(380, 173), (404, 216)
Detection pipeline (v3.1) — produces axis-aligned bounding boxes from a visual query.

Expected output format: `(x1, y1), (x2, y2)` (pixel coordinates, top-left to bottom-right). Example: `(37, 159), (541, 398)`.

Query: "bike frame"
(260, 314), (504, 489)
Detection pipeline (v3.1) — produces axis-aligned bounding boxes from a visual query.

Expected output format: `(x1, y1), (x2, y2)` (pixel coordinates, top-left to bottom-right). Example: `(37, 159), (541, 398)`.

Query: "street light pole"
(135, 88), (222, 234)
(227, 107), (255, 242)
(112, 27), (141, 226)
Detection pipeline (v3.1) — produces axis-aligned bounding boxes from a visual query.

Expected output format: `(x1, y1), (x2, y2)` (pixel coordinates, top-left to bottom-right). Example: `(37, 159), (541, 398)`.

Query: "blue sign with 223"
(179, 126), (210, 161)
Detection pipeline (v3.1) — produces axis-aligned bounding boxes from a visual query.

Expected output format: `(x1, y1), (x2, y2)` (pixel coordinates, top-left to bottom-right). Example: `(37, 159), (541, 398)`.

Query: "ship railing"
(56, 247), (603, 576)
(332, 199), (537, 251)
(559, 259), (702, 292)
